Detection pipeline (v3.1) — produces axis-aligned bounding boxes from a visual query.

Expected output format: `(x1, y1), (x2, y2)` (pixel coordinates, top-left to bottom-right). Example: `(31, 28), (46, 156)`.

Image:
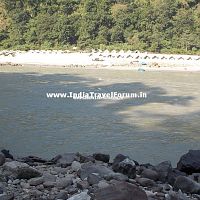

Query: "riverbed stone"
(177, 150), (200, 174)
(0, 154), (5, 166)
(88, 173), (102, 185)
(56, 177), (73, 189)
(71, 161), (82, 172)
(78, 163), (113, 180)
(141, 168), (159, 181)
(51, 153), (78, 167)
(112, 157), (136, 179)
(93, 153), (110, 163)
(155, 161), (172, 182)
(93, 181), (148, 200)
(174, 176), (200, 194)
(1, 149), (13, 159)
(136, 177), (156, 187)
(67, 192), (91, 200)
(28, 177), (44, 186)
(3, 161), (41, 179)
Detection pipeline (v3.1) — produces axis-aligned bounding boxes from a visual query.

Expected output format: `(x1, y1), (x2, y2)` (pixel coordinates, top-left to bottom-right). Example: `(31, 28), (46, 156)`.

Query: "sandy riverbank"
(0, 50), (200, 72)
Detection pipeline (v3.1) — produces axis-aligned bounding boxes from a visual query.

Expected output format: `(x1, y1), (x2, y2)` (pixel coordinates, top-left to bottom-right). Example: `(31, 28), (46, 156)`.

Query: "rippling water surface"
(0, 68), (200, 165)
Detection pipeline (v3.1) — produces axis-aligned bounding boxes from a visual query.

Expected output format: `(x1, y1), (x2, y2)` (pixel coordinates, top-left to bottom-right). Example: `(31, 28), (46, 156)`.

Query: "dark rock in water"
(51, 153), (78, 167)
(155, 161), (172, 182)
(3, 161), (41, 179)
(0, 153), (5, 166)
(78, 163), (113, 180)
(1, 149), (13, 159)
(88, 173), (102, 185)
(112, 157), (136, 179)
(177, 150), (200, 174)
(93, 181), (148, 200)
(93, 153), (110, 163)
(167, 169), (186, 186)
(174, 176), (200, 194)
(18, 156), (47, 165)
(141, 168), (159, 181)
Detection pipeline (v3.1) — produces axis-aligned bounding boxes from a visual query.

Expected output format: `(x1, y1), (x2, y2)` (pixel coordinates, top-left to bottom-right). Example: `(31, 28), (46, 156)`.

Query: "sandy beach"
(0, 50), (200, 72)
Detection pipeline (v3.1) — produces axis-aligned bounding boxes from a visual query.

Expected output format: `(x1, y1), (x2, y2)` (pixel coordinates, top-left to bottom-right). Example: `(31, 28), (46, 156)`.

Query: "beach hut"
(144, 55), (150, 59)
(178, 57), (184, 60)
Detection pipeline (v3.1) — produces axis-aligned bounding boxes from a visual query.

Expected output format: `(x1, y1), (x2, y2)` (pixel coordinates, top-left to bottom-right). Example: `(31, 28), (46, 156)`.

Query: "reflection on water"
(0, 68), (200, 165)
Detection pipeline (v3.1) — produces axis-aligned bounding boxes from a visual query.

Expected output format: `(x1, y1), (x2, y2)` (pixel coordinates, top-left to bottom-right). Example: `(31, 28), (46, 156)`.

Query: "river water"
(0, 68), (200, 165)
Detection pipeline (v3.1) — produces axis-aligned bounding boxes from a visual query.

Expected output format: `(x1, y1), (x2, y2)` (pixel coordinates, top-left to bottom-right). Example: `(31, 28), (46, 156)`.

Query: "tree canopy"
(0, 0), (199, 54)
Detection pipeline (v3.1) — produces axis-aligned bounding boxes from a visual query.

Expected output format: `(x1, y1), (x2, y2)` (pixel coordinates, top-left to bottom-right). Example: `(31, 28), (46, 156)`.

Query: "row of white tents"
(90, 50), (200, 61)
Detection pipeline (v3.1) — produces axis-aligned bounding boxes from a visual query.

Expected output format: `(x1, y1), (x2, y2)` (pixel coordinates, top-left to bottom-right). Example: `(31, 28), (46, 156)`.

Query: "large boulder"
(174, 176), (200, 194)
(167, 169), (186, 186)
(51, 153), (78, 167)
(155, 161), (172, 182)
(112, 155), (136, 179)
(177, 150), (200, 174)
(93, 153), (110, 163)
(3, 161), (41, 179)
(78, 163), (113, 180)
(93, 181), (148, 200)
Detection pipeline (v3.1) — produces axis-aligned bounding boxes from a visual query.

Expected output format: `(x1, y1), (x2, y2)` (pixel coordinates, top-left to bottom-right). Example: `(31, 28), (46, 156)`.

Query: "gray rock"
(174, 176), (200, 194)
(66, 186), (78, 195)
(29, 177), (44, 186)
(166, 190), (190, 200)
(88, 173), (102, 185)
(51, 153), (78, 167)
(93, 181), (148, 200)
(104, 172), (128, 181)
(167, 169), (186, 186)
(77, 153), (95, 163)
(155, 161), (172, 182)
(56, 191), (68, 200)
(112, 158), (136, 179)
(97, 180), (110, 189)
(189, 173), (200, 183)
(77, 180), (89, 190)
(136, 177), (156, 187)
(42, 172), (56, 182)
(3, 161), (41, 179)
(67, 192), (91, 200)
(78, 163), (113, 180)
(43, 181), (55, 188)
(141, 169), (159, 181)
(71, 161), (82, 172)
(177, 150), (200, 174)
(0, 154), (5, 166)
(0, 187), (3, 194)
(56, 177), (73, 189)
(93, 153), (110, 163)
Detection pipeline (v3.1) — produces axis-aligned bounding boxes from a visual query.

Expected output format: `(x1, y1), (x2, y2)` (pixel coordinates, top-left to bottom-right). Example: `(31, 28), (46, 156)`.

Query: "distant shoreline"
(0, 50), (200, 72)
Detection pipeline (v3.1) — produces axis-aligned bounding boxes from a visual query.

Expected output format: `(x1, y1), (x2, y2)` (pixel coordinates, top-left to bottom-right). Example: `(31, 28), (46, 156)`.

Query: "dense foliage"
(0, 0), (200, 54)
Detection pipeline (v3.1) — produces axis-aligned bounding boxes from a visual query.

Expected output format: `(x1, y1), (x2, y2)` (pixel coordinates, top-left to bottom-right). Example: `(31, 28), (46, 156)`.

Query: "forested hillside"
(0, 0), (200, 54)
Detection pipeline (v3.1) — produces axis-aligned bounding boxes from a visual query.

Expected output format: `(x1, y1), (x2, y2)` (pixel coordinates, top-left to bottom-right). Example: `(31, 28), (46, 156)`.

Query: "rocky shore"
(0, 150), (200, 200)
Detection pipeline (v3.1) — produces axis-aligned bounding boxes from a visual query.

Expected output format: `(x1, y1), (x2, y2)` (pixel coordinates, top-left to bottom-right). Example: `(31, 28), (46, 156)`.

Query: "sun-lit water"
(0, 68), (200, 165)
